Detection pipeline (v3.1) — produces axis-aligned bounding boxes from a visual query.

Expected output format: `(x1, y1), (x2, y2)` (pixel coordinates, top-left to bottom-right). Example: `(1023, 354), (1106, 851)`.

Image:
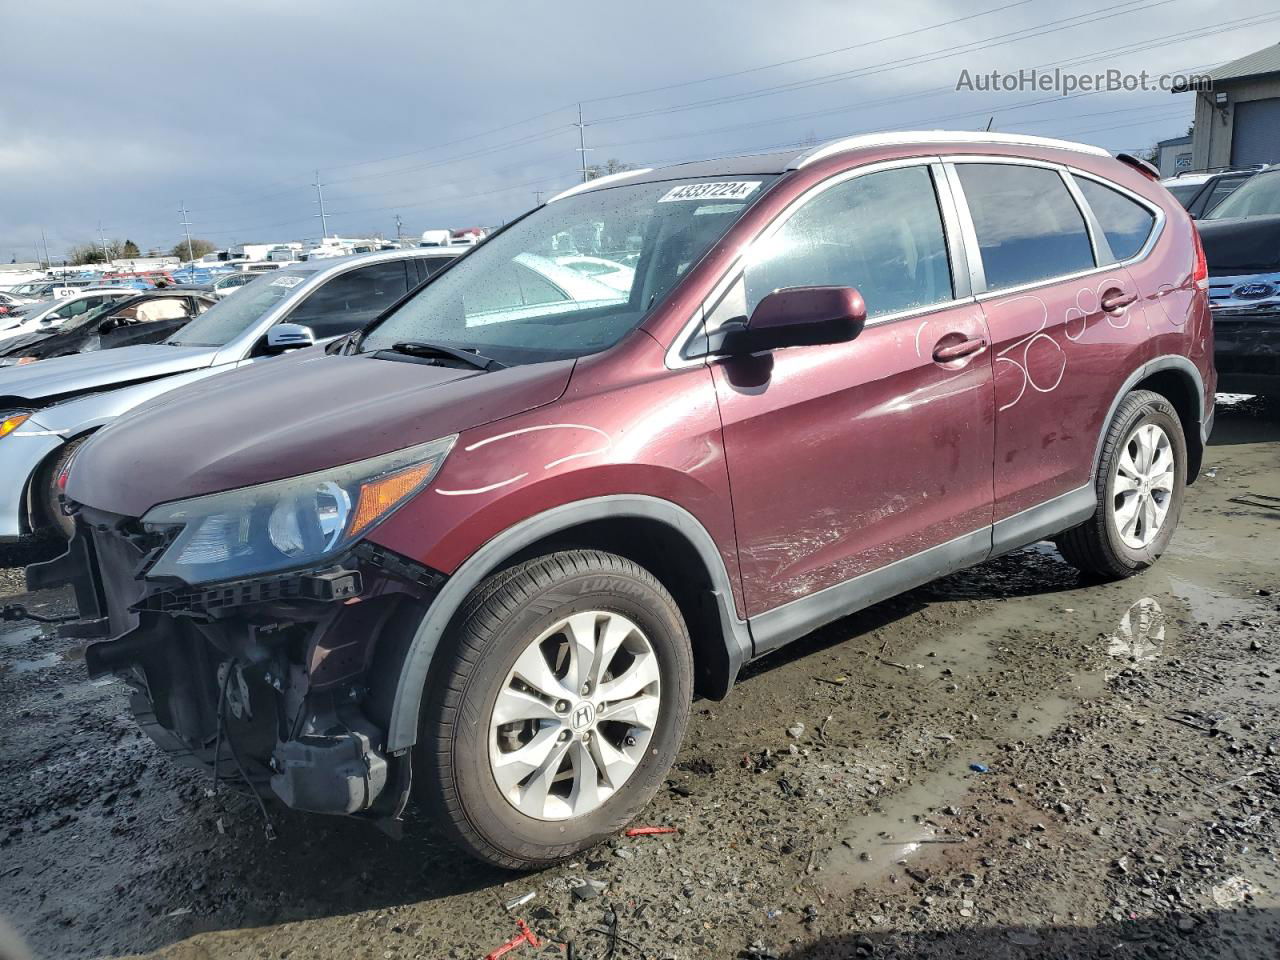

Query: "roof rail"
(789, 131), (1111, 168)
(547, 168), (653, 203)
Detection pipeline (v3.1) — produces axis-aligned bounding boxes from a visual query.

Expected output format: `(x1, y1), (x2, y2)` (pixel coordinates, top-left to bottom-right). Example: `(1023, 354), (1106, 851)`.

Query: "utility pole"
(179, 201), (195, 263)
(533, 190), (544, 205)
(395, 214), (404, 243)
(98, 221), (110, 263)
(313, 170), (330, 239)
(574, 103), (593, 183)
(41, 228), (50, 269)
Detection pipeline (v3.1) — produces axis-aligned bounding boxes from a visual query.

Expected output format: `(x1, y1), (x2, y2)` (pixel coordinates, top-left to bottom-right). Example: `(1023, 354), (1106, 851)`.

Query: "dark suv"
(34, 131), (1213, 869)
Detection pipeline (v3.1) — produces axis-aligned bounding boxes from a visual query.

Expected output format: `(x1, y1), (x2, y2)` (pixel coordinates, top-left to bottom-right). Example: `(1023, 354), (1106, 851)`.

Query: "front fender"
(0, 417), (62, 539)
(380, 495), (751, 753)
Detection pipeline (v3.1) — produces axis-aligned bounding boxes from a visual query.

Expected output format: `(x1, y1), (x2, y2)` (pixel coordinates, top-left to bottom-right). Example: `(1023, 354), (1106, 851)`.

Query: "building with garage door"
(1176, 42), (1280, 171)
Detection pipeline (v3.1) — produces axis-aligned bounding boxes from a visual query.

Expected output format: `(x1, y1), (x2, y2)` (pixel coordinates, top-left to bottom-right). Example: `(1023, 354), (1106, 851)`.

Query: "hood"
(0, 343), (215, 403)
(68, 349), (575, 517)
(0, 328), (54, 359)
(1197, 214), (1280, 275)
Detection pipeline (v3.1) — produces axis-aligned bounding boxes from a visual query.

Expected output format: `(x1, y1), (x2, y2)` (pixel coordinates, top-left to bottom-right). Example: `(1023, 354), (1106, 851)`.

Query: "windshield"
(168, 270), (308, 346)
(1205, 171), (1280, 220)
(359, 175), (776, 365)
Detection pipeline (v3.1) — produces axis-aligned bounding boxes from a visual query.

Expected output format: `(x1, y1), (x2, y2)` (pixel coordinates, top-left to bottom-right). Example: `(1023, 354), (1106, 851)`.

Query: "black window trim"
(943, 155), (1166, 301)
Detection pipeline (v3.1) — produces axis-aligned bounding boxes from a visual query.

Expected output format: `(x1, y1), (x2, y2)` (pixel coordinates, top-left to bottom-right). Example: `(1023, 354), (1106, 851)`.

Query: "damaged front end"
(29, 473), (449, 827)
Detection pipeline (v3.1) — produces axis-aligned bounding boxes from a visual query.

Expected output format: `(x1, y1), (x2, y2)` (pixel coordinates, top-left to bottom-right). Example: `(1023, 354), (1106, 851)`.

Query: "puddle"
(1169, 577), (1260, 625)
(823, 593), (1182, 891)
(0, 625), (43, 649)
(4, 651), (61, 674)
(824, 754), (976, 888)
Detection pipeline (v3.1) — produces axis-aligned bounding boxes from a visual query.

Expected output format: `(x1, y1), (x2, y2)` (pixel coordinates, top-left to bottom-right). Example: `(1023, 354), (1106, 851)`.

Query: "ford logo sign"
(1232, 281), (1276, 300)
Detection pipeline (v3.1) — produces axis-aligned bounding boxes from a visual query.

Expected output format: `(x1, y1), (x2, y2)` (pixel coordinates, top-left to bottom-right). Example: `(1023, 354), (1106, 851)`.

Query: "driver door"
(709, 163), (995, 646)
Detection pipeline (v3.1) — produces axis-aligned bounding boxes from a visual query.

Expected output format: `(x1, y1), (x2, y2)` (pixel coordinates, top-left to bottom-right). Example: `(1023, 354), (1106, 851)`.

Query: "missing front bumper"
(28, 515), (444, 821)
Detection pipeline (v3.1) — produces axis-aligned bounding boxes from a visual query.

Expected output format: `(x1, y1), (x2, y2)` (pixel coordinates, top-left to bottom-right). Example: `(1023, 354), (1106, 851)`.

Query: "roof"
(1158, 134), (1192, 147)
(1204, 42), (1280, 83)
(550, 131), (1110, 202)
(288, 246), (464, 274)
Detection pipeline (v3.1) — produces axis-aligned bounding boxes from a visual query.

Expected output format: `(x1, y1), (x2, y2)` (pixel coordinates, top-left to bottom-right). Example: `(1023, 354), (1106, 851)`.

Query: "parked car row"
(2, 247), (462, 541)
(6, 131), (1219, 870)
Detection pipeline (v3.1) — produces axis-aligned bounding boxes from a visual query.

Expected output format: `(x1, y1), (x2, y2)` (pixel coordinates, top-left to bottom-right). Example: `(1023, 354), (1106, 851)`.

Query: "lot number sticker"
(659, 181), (761, 203)
(269, 275), (305, 288)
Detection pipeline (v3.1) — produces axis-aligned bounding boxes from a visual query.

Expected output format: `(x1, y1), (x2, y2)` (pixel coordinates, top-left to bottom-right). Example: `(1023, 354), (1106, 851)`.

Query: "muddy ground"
(1, 398), (1278, 960)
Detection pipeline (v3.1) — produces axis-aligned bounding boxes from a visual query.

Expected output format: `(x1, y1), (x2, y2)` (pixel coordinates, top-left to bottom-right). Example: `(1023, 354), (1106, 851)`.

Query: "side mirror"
(715, 286), (866, 356)
(265, 323), (316, 352)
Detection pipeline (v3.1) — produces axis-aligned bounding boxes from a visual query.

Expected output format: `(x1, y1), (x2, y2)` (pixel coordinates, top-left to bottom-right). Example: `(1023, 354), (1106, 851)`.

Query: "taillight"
(1191, 226), (1209, 291)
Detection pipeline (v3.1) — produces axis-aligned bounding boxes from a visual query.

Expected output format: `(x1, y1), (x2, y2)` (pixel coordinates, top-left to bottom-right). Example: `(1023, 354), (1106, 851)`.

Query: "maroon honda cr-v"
(34, 131), (1214, 868)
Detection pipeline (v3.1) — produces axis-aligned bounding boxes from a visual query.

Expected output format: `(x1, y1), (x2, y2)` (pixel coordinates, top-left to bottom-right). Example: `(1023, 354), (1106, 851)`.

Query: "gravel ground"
(1, 397), (1277, 960)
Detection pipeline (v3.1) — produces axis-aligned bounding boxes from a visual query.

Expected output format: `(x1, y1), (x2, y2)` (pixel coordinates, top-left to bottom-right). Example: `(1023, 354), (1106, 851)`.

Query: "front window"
(1203, 171), (1280, 219)
(168, 271), (310, 346)
(359, 175), (776, 365)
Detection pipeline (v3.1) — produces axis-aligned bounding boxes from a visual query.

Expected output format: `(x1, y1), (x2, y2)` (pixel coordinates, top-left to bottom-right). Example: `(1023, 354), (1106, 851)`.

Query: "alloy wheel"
(1112, 422), (1175, 550)
(488, 610), (661, 821)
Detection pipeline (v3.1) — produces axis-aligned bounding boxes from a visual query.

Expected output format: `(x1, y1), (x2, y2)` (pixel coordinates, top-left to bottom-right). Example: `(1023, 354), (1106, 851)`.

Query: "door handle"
(932, 336), (987, 362)
(1100, 289), (1138, 312)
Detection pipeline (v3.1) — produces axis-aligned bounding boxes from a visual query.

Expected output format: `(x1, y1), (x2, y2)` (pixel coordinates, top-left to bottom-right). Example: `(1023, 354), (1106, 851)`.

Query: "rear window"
(1076, 178), (1156, 262)
(957, 163), (1095, 291)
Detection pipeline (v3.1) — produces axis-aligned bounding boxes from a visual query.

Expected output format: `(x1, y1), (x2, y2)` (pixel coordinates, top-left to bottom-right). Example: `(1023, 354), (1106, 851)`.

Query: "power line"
(589, 0), (1179, 125)
(579, 0), (1044, 106)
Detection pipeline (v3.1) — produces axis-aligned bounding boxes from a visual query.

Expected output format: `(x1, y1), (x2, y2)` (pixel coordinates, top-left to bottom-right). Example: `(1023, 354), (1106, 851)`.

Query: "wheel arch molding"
(1094, 354), (1207, 485)
(383, 495), (752, 753)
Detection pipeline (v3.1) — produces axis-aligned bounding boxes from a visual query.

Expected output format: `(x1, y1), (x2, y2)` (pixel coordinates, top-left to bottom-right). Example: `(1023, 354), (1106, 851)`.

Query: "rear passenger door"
(950, 160), (1146, 542)
(710, 162), (995, 633)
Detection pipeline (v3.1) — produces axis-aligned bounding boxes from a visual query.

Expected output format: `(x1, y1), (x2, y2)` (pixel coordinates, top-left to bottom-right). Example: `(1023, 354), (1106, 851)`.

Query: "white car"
(0, 289), (137, 348)
(553, 255), (637, 293)
(211, 273), (256, 298)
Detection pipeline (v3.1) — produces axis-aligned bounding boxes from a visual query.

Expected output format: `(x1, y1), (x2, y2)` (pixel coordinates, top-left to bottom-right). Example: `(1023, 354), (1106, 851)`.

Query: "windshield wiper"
(382, 340), (505, 371)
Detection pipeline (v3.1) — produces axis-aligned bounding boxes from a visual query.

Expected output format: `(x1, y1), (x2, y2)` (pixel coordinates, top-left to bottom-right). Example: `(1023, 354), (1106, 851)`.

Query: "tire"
(36, 437), (87, 540)
(418, 549), (693, 869)
(1055, 389), (1186, 578)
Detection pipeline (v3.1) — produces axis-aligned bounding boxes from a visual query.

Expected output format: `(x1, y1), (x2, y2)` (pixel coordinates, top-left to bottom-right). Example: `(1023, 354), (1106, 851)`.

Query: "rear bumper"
(27, 511), (446, 821)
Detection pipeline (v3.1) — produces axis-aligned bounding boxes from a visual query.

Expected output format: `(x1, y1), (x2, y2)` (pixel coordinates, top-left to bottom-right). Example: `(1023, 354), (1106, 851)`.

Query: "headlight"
(143, 435), (456, 585)
(0, 411), (31, 439)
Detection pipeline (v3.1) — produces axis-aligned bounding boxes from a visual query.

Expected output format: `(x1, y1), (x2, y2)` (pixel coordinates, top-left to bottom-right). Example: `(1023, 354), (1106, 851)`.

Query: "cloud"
(0, 0), (1271, 256)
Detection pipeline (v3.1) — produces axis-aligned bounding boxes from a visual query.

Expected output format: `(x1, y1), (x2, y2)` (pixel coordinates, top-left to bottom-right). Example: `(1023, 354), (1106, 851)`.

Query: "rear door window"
(956, 163), (1095, 291)
(1075, 178), (1156, 262)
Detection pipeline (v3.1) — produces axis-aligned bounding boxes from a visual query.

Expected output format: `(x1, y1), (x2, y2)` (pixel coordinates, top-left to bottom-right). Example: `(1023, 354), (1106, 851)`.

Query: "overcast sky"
(2, 0), (1276, 259)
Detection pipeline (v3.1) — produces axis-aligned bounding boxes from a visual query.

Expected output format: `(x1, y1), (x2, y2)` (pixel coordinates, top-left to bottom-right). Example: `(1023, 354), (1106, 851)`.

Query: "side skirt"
(990, 484), (1096, 558)
(749, 528), (991, 656)
(747, 483), (1096, 659)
